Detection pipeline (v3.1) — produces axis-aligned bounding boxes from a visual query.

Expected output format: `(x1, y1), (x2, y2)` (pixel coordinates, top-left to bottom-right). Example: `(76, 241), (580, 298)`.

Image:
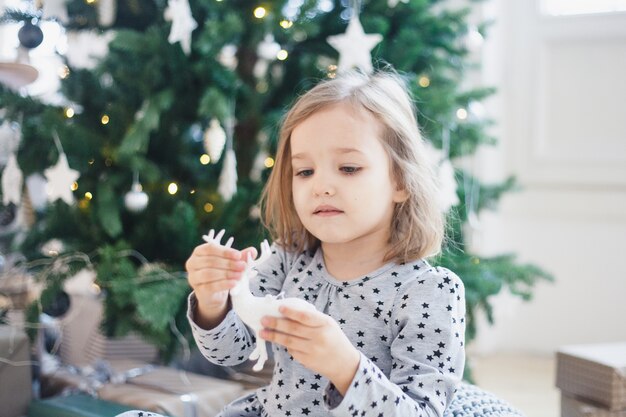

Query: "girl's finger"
(261, 316), (315, 339)
(188, 268), (242, 286)
(260, 328), (309, 351)
(278, 306), (328, 327)
(194, 242), (242, 260)
(186, 256), (247, 273)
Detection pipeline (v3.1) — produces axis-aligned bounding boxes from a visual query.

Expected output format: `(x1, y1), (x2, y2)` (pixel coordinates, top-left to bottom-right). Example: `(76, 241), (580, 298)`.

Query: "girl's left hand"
(260, 306), (360, 395)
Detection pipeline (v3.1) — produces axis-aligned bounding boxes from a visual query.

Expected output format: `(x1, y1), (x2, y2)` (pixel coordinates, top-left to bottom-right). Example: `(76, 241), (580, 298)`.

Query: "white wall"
(471, 0), (626, 354)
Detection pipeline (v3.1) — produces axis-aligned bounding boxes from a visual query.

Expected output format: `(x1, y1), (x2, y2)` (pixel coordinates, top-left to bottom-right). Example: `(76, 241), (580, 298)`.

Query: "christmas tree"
(0, 0), (551, 364)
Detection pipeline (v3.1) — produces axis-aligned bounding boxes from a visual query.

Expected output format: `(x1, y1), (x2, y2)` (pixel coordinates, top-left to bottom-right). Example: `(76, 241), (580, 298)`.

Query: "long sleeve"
(323, 266), (466, 417)
(187, 242), (298, 366)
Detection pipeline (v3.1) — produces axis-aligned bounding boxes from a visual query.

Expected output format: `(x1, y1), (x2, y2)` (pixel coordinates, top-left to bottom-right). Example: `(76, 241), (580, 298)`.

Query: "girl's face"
(290, 103), (407, 252)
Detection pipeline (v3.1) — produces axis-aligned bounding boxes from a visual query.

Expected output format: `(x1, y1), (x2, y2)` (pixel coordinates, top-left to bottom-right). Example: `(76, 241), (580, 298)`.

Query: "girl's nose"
(312, 175), (335, 196)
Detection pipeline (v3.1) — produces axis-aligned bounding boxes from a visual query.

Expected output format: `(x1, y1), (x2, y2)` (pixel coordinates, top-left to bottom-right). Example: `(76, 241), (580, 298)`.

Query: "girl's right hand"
(185, 243), (257, 325)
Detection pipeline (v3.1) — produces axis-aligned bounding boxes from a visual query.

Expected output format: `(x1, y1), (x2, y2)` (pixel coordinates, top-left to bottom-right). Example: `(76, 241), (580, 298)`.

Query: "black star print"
(310, 383), (320, 390)
(302, 408), (310, 415)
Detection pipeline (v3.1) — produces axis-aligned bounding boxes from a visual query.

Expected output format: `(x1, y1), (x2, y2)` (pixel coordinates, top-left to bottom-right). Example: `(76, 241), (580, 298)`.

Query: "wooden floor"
(470, 352), (560, 417)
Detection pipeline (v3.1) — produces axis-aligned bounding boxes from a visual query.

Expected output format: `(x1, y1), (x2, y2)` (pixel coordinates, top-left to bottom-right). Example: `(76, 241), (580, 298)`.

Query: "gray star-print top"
(187, 243), (466, 417)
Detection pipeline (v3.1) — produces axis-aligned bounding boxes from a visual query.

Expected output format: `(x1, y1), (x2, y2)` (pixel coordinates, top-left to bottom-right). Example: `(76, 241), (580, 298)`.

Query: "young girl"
(185, 70), (466, 417)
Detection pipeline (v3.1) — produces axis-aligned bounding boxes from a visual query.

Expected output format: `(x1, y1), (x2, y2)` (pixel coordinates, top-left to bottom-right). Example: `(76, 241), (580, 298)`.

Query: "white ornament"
(387, 0), (409, 8)
(327, 16), (382, 74)
(63, 268), (98, 297)
(249, 148), (268, 183)
(257, 34), (281, 61)
(203, 119), (226, 162)
(164, 0), (198, 55)
(65, 31), (115, 69)
(41, 0), (69, 24)
(2, 154), (23, 205)
(26, 173), (48, 211)
(97, 0), (117, 26)
(124, 182), (149, 213)
(218, 44), (238, 70)
(423, 141), (459, 213)
(464, 25), (484, 53)
(218, 148), (237, 202)
(0, 120), (21, 166)
(253, 60), (269, 79)
(203, 230), (316, 371)
(44, 153), (80, 205)
(41, 238), (65, 256)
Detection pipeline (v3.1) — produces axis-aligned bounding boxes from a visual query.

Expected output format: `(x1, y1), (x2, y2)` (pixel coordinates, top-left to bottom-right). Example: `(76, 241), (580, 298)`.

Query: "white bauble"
(97, 0), (117, 26)
(203, 119), (226, 162)
(218, 44), (238, 70)
(124, 183), (149, 213)
(257, 34), (281, 61)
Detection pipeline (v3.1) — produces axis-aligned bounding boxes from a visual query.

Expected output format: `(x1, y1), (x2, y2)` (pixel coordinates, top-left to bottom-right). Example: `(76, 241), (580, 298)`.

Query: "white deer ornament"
(202, 229), (317, 371)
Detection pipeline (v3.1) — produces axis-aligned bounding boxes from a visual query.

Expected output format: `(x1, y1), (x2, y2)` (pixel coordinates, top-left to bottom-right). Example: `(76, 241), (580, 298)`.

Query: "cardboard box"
(557, 343), (626, 410)
(562, 394), (626, 417)
(0, 324), (32, 417)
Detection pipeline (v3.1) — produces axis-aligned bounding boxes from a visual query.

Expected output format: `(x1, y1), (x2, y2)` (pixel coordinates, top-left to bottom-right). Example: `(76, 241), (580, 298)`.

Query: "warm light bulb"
(71, 182), (79, 191)
(84, 192), (93, 200)
(204, 203), (214, 213)
(280, 20), (293, 29)
(101, 115), (110, 125)
(276, 49), (288, 60)
(64, 107), (75, 118)
(88, 158), (95, 165)
(168, 182), (178, 195)
(200, 154), (211, 165)
(456, 108), (468, 120)
(58, 66), (70, 79)
(253, 7), (267, 18)
(264, 157), (275, 168)
(85, 0), (96, 4)
(418, 76), (430, 87)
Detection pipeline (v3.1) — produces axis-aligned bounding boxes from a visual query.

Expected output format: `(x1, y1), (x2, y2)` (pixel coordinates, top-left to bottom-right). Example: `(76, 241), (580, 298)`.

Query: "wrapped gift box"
(0, 324), (32, 417)
(557, 343), (626, 411)
(28, 393), (135, 417)
(41, 360), (248, 417)
(99, 361), (248, 417)
(59, 294), (157, 366)
(562, 394), (626, 417)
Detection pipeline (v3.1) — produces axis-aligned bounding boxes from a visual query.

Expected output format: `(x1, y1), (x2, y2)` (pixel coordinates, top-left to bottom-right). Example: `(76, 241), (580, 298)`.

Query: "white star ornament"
(164, 0), (198, 55)
(327, 16), (383, 74)
(44, 153), (80, 205)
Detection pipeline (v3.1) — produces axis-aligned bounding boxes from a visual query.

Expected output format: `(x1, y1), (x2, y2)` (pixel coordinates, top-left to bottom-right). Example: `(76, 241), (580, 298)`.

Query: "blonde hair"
(260, 70), (445, 263)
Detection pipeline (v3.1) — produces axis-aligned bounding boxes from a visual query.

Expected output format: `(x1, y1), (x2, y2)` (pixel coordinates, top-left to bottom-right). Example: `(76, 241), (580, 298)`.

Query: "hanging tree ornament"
(18, 20), (44, 49)
(218, 115), (237, 202)
(164, 0), (198, 55)
(44, 132), (80, 205)
(327, 14), (382, 74)
(124, 172), (149, 213)
(41, 0), (69, 24)
(203, 119), (226, 163)
(96, 0), (117, 26)
(2, 154), (23, 206)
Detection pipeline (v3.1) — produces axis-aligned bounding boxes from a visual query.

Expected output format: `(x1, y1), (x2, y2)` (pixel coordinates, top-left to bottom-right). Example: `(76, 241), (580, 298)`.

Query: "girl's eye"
(295, 169), (313, 177)
(341, 166), (361, 174)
